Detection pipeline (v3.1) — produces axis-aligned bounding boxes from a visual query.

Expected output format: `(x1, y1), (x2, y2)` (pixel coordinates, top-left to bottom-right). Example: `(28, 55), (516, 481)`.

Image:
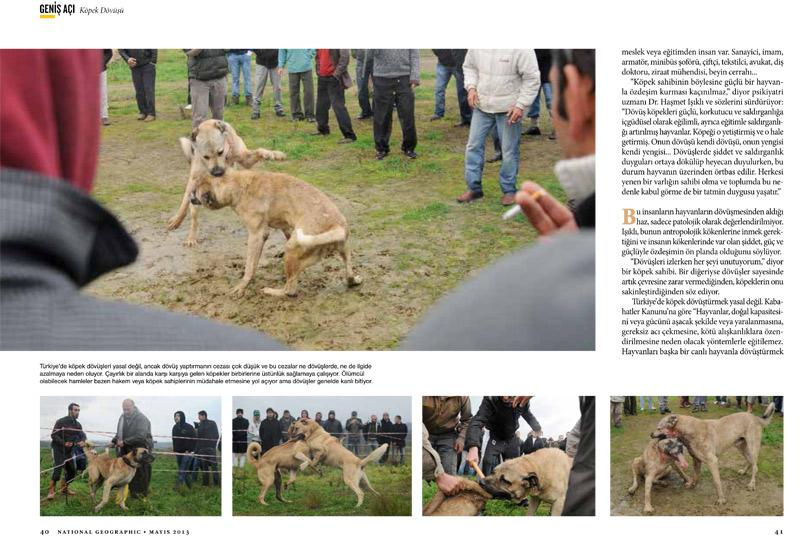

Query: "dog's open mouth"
(478, 480), (513, 500)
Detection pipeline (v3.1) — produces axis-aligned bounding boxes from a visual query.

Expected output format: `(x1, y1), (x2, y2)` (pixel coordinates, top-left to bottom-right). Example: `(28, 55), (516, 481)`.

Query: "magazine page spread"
(0, 1), (795, 536)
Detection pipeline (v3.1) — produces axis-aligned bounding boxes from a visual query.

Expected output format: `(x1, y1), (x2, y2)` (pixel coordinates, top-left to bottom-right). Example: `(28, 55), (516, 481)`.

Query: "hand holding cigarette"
(510, 181), (578, 237)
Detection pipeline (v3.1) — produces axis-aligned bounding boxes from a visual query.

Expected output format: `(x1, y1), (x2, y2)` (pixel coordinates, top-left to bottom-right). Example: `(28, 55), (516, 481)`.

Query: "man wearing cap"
(247, 410), (261, 444)
(345, 411), (364, 456)
(232, 408), (249, 468)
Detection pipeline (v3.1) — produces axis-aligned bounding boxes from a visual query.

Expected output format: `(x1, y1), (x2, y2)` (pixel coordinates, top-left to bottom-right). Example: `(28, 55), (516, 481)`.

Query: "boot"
(60, 479), (76, 496)
(245, 95), (253, 106)
(46, 480), (56, 500)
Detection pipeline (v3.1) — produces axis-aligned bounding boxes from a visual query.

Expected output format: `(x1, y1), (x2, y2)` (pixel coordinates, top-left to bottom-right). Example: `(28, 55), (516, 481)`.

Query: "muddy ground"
(90, 50), (566, 349)
(610, 397), (783, 516)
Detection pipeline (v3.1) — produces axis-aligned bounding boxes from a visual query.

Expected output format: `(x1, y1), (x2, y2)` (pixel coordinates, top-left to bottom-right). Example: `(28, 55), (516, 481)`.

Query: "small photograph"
(232, 396), (411, 516)
(422, 396), (594, 516)
(40, 396), (221, 516)
(610, 396), (784, 516)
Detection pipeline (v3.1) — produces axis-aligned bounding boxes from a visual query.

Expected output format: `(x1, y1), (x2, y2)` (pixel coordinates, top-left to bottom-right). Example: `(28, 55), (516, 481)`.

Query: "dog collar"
(123, 456), (138, 469)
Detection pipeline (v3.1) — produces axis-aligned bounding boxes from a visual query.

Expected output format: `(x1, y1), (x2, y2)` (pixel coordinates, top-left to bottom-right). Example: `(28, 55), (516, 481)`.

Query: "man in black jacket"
(465, 396), (542, 476)
(259, 408), (282, 454)
(118, 49), (157, 121)
(231, 408), (249, 469)
(47, 403), (86, 500)
(251, 49), (284, 119)
(392, 415), (408, 464)
(184, 49), (228, 130)
(279, 410), (295, 443)
(377, 412), (393, 464)
(313, 49), (356, 142)
(196, 410), (220, 486)
(323, 410), (343, 436)
(431, 49), (471, 126)
(172, 411), (197, 489)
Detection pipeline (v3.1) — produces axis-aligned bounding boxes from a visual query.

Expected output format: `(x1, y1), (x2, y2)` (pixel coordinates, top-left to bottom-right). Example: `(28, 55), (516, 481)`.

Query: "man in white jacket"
(457, 49), (540, 206)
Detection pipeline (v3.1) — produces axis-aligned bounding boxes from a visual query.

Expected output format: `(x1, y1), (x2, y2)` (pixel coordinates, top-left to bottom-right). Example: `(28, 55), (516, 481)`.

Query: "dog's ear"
(666, 414), (679, 428)
(521, 472), (539, 490)
(179, 137), (195, 162)
(190, 127), (199, 141)
(215, 120), (227, 133)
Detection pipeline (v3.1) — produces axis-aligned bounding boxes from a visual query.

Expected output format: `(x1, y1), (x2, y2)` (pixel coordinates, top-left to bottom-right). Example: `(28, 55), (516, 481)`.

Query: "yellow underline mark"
(40, 14), (56, 19)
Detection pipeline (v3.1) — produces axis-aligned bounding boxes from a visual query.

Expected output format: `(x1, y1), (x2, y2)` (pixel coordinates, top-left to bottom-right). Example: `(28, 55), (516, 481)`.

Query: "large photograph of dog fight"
(0, 49), (596, 351)
(422, 396), (595, 516)
(610, 396), (783, 516)
(40, 396), (222, 516)
(231, 396), (412, 516)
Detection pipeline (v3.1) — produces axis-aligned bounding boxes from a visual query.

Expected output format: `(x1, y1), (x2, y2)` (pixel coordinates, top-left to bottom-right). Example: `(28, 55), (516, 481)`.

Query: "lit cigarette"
(502, 190), (542, 220)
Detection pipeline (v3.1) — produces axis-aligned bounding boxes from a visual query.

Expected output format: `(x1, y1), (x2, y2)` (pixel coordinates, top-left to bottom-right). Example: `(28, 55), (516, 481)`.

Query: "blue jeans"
(528, 82), (552, 119)
(434, 63), (471, 122)
(465, 108), (522, 195)
(228, 53), (251, 97)
(176, 454), (195, 486)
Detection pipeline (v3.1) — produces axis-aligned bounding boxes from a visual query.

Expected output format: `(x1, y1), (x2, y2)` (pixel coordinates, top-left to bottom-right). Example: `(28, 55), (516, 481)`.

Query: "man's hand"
(116, 440), (124, 449)
(466, 446), (479, 463)
(127, 58), (137, 68)
(435, 472), (465, 496)
(277, 67), (285, 76)
(65, 441), (73, 448)
(512, 396), (532, 408)
(467, 88), (479, 109)
(515, 181), (578, 236)
(410, 80), (420, 89)
(77, 441), (85, 448)
(454, 439), (464, 454)
(506, 106), (524, 125)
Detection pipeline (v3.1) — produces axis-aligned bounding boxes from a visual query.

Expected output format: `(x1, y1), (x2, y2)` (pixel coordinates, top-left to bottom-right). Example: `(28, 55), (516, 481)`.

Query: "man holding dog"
(111, 399), (153, 499)
(47, 402), (86, 500)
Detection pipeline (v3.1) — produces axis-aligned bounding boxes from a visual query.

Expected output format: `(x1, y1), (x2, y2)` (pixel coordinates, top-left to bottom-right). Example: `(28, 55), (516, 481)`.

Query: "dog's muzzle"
(478, 479), (512, 500)
(189, 191), (201, 205)
(210, 166), (225, 177)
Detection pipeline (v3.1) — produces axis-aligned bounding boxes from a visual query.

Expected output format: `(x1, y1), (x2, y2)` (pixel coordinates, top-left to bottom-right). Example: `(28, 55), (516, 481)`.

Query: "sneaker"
(523, 126), (542, 136)
(338, 137), (356, 144)
(306, 117), (316, 123)
(453, 120), (470, 127)
(137, 114), (146, 121)
(245, 95), (252, 106)
(403, 150), (417, 159)
(143, 115), (156, 122)
(486, 153), (503, 163)
(375, 151), (388, 160)
(548, 131), (557, 140)
(429, 115), (443, 121)
(275, 110), (286, 117)
(232, 95), (240, 105)
(456, 190), (483, 203)
(101, 117), (110, 126)
(357, 112), (373, 120)
(250, 111), (260, 120)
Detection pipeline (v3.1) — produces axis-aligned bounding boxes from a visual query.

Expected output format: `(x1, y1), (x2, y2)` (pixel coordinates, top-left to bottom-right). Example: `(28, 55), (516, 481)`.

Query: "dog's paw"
(167, 214), (184, 230)
(94, 505), (102, 513)
(183, 237), (198, 248)
(229, 284), (247, 297)
(643, 505), (654, 514)
(715, 497), (727, 506)
(746, 482), (756, 491)
(627, 487), (636, 495)
(348, 275), (363, 287)
(271, 150), (287, 161)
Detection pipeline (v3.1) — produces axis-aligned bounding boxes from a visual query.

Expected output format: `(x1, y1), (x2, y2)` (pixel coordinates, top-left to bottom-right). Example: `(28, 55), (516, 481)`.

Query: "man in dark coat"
(47, 402), (86, 499)
(363, 414), (379, 452)
(251, 49), (284, 119)
(259, 408), (282, 454)
(196, 410), (220, 486)
(322, 410), (343, 436)
(118, 49), (157, 121)
(232, 408), (249, 468)
(172, 411), (197, 489)
(112, 399), (153, 498)
(184, 49), (229, 130)
(465, 396), (542, 476)
(279, 410), (295, 443)
(392, 415), (408, 464)
(378, 412), (393, 463)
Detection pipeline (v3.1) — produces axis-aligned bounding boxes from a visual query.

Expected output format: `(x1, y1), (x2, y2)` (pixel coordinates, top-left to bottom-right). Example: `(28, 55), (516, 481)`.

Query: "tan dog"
(84, 446), (155, 512)
(288, 418), (386, 506)
(191, 170), (363, 297)
(480, 448), (572, 516)
(168, 119), (286, 246)
(423, 478), (493, 516)
(651, 403), (776, 505)
(628, 438), (691, 514)
(245, 440), (321, 505)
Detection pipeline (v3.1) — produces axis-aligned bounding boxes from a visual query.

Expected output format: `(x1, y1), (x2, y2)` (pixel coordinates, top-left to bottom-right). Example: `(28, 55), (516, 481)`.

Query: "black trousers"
(563, 396), (595, 516)
(51, 449), (75, 483)
(131, 63), (156, 116)
(316, 76), (356, 139)
(197, 449), (220, 486)
(372, 75), (416, 153)
(481, 435), (520, 477)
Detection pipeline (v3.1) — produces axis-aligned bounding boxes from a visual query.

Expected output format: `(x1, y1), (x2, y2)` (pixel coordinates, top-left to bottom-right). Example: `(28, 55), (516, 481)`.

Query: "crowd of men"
(45, 399), (220, 501)
(610, 396), (785, 428)
(102, 48), (560, 208)
(231, 407), (409, 466)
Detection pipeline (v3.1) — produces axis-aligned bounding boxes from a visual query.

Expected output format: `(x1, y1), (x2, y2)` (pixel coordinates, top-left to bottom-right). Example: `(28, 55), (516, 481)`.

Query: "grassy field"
(422, 475), (552, 516)
(233, 457), (411, 516)
(610, 397), (783, 516)
(91, 49), (565, 350)
(39, 448), (221, 516)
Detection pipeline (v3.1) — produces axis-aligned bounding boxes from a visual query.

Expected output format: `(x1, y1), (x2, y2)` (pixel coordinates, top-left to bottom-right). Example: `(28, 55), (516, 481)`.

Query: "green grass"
(422, 475), (552, 516)
(233, 459), (411, 516)
(39, 448), (221, 516)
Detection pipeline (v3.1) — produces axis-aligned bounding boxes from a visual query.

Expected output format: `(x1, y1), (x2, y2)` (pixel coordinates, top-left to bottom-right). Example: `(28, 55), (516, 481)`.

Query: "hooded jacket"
(172, 412), (197, 454)
(232, 415), (249, 453)
(462, 49), (540, 113)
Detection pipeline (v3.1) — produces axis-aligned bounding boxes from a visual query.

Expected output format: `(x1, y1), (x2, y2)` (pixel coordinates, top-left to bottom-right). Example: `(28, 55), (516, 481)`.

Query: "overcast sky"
(233, 396), (411, 421)
(40, 396), (221, 444)
(467, 396), (581, 438)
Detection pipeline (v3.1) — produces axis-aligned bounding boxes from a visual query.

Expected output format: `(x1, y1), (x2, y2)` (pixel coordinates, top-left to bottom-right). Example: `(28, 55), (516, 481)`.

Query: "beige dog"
(84, 446), (155, 512)
(288, 418), (386, 506)
(651, 403), (776, 505)
(423, 478), (493, 516)
(479, 448), (572, 516)
(168, 119), (286, 246)
(191, 169), (363, 297)
(628, 438), (691, 514)
(245, 440), (320, 505)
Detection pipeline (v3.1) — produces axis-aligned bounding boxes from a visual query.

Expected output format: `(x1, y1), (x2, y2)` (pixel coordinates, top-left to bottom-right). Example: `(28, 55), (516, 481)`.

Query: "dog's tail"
(246, 442), (262, 467)
(360, 443), (388, 468)
(295, 226), (346, 248)
(759, 402), (776, 425)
